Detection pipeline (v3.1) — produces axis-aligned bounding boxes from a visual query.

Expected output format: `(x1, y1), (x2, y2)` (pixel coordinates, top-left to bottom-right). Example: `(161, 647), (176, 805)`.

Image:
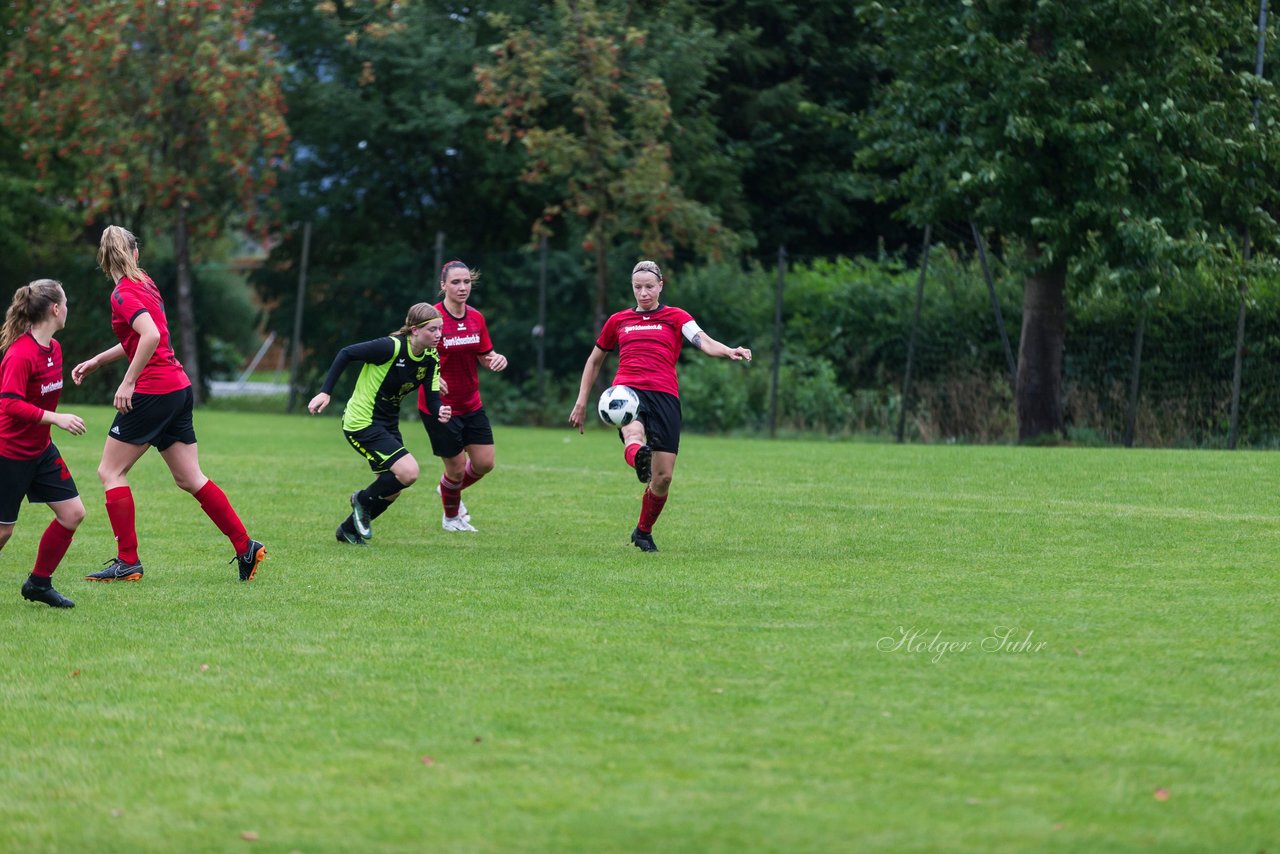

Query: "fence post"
(769, 245), (786, 438)
(970, 221), (1017, 390)
(1230, 0), (1269, 448)
(286, 221), (312, 414)
(536, 235), (548, 407)
(1123, 300), (1147, 448)
(433, 230), (445, 283)
(897, 225), (932, 443)
(1228, 271), (1248, 449)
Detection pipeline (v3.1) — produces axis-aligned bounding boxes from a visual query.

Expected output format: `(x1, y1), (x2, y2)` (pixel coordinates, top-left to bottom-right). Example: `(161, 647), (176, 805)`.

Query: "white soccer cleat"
(436, 483), (470, 522)
(442, 515), (478, 533)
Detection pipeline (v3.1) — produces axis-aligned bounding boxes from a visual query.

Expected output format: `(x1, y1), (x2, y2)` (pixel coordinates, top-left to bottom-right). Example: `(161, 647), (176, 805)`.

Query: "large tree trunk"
(1015, 259), (1067, 441)
(174, 204), (202, 404)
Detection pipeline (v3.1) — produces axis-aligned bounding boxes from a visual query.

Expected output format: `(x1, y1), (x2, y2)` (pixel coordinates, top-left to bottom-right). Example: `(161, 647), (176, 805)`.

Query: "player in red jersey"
(416, 260), (508, 532)
(569, 260), (752, 552)
(1, 279), (86, 607)
(70, 226), (266, 583)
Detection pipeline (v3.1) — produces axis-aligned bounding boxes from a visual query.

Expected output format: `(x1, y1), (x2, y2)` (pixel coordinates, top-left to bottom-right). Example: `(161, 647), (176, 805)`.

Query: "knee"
(0, 526), (11, 549)
(173, 473), (202, 494)
(396, 461), (420, 487)
(651, 471), (673, 492)
(472, 458), (495, 476)
(61, 505), (87, 530)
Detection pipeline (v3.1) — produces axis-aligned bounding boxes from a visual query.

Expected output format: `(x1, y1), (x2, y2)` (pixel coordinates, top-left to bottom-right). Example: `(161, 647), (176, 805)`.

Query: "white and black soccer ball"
(597, 384), (640, 427)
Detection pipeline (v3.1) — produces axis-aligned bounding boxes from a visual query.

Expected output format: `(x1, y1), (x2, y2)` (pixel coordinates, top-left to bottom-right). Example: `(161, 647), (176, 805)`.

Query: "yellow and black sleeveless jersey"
(318, 335), (441, 432)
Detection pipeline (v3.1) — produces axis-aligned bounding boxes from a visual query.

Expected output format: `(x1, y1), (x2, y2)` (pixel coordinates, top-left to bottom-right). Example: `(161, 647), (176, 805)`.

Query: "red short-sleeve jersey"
(0, 332), (63, 459)
(417, 303), (493, 417)
(595, 304), (695, 398)
(110, 275), (190, 394)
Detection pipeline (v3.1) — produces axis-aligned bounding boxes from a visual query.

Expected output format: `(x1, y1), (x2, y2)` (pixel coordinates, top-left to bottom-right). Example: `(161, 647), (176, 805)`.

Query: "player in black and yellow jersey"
(308, 303), (451, 544)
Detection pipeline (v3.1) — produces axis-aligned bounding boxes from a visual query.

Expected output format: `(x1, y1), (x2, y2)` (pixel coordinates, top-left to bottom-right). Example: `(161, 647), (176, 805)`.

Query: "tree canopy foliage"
(857, 0), (1280, 437)
(2, 0), (289, 397)
(2, 0), (288, 234)
(475, 0), (738, 329)
(4, 0), (1280, 441)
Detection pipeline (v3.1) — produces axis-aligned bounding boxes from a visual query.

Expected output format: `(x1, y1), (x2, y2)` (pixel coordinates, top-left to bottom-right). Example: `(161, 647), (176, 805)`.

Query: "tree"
(1, 0), (289, 400)
(857, 1), (1280, 439)
(701, 0), (889, 258)
(250, 0), (556, 392)
(475, 0), (737, 332)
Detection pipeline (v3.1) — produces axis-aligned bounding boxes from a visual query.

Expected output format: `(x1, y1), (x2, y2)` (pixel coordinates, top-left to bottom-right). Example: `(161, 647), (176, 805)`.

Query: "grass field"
(3, 405), (1278, 852)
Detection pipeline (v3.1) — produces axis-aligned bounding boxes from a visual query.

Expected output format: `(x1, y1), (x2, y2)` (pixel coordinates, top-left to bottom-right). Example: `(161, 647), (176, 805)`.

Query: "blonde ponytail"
(97, 225), (148, 284)
(391, 303), (442, 336)
(1, 279), (64, 351)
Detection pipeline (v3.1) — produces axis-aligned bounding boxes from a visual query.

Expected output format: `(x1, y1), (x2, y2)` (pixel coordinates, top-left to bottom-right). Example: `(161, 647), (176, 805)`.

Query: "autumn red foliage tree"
(1, 0), (289, 399)
(475, 0), (736, 332)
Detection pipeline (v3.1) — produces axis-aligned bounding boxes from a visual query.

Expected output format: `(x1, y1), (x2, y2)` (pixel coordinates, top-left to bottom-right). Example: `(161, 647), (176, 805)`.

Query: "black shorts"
(343, 423), (410, 473)
(621, 389), (681, 454)
(420, 407), (494, 459)
(0, 444), (79, 524)
(109, 386), (197, 450)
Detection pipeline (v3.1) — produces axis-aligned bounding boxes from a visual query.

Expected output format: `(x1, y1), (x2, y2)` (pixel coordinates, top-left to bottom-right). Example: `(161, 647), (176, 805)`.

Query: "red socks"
(624, 443), (641, 468)
(194, 480), (250, 555)
(460, 459), (485, 489)
(439, 474), (463, 518)
(32, 518), (76, 578)
(440, 461), (487, 516)
(637, 487), (668, 534)
(105, 486), (139, 563)
(105, 482), (250, 560)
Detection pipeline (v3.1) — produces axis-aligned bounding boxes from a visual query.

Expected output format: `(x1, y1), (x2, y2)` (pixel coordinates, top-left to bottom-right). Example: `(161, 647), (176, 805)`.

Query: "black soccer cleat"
(233, 539), (266, 582)
(633, 444), (652, 484)
(335, 518), (367, 546)
(350, 492), (373, 540)
(21, 577), (75, 608)
(86, 557), (144, 582)
(631, 527), (658, 552)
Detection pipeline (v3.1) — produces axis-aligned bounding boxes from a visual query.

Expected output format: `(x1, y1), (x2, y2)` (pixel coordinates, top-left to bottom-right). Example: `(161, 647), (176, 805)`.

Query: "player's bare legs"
(97, 435), (151, 490)
(160, 441), (263, 580)
(158, 440), (209, 494)
(441, 444), (494, 483)
(649, 452), (676, 499)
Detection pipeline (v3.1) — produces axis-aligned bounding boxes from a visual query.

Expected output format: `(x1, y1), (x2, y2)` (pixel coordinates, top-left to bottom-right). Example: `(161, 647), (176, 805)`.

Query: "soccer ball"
(597, 385), (640, 427)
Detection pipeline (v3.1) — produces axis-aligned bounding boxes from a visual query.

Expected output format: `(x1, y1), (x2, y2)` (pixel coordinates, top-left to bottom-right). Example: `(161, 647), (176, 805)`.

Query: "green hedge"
(262, 250), (1280, 447)
(665, 253), (1280, 446)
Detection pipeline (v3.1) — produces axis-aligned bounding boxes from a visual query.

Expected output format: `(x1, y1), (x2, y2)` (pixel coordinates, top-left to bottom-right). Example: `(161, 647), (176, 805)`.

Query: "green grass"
(3, 405), (1278, 852)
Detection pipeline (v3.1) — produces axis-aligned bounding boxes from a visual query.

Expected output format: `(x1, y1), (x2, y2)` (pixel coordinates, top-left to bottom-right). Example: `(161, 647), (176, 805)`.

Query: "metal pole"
(897, 225), (932, 443)
(1229, 0), (1268, 448)
(536, 235), (548, 405)
(1228, 256), (1249, 449)
(433, 230), (445, 287)
(970, 221), (1017, 390)
(286, 222), (312, 413)
(769, 245), (786, 438)
(1123, 302), (1147, 448)
(236, 331), (278, 389)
